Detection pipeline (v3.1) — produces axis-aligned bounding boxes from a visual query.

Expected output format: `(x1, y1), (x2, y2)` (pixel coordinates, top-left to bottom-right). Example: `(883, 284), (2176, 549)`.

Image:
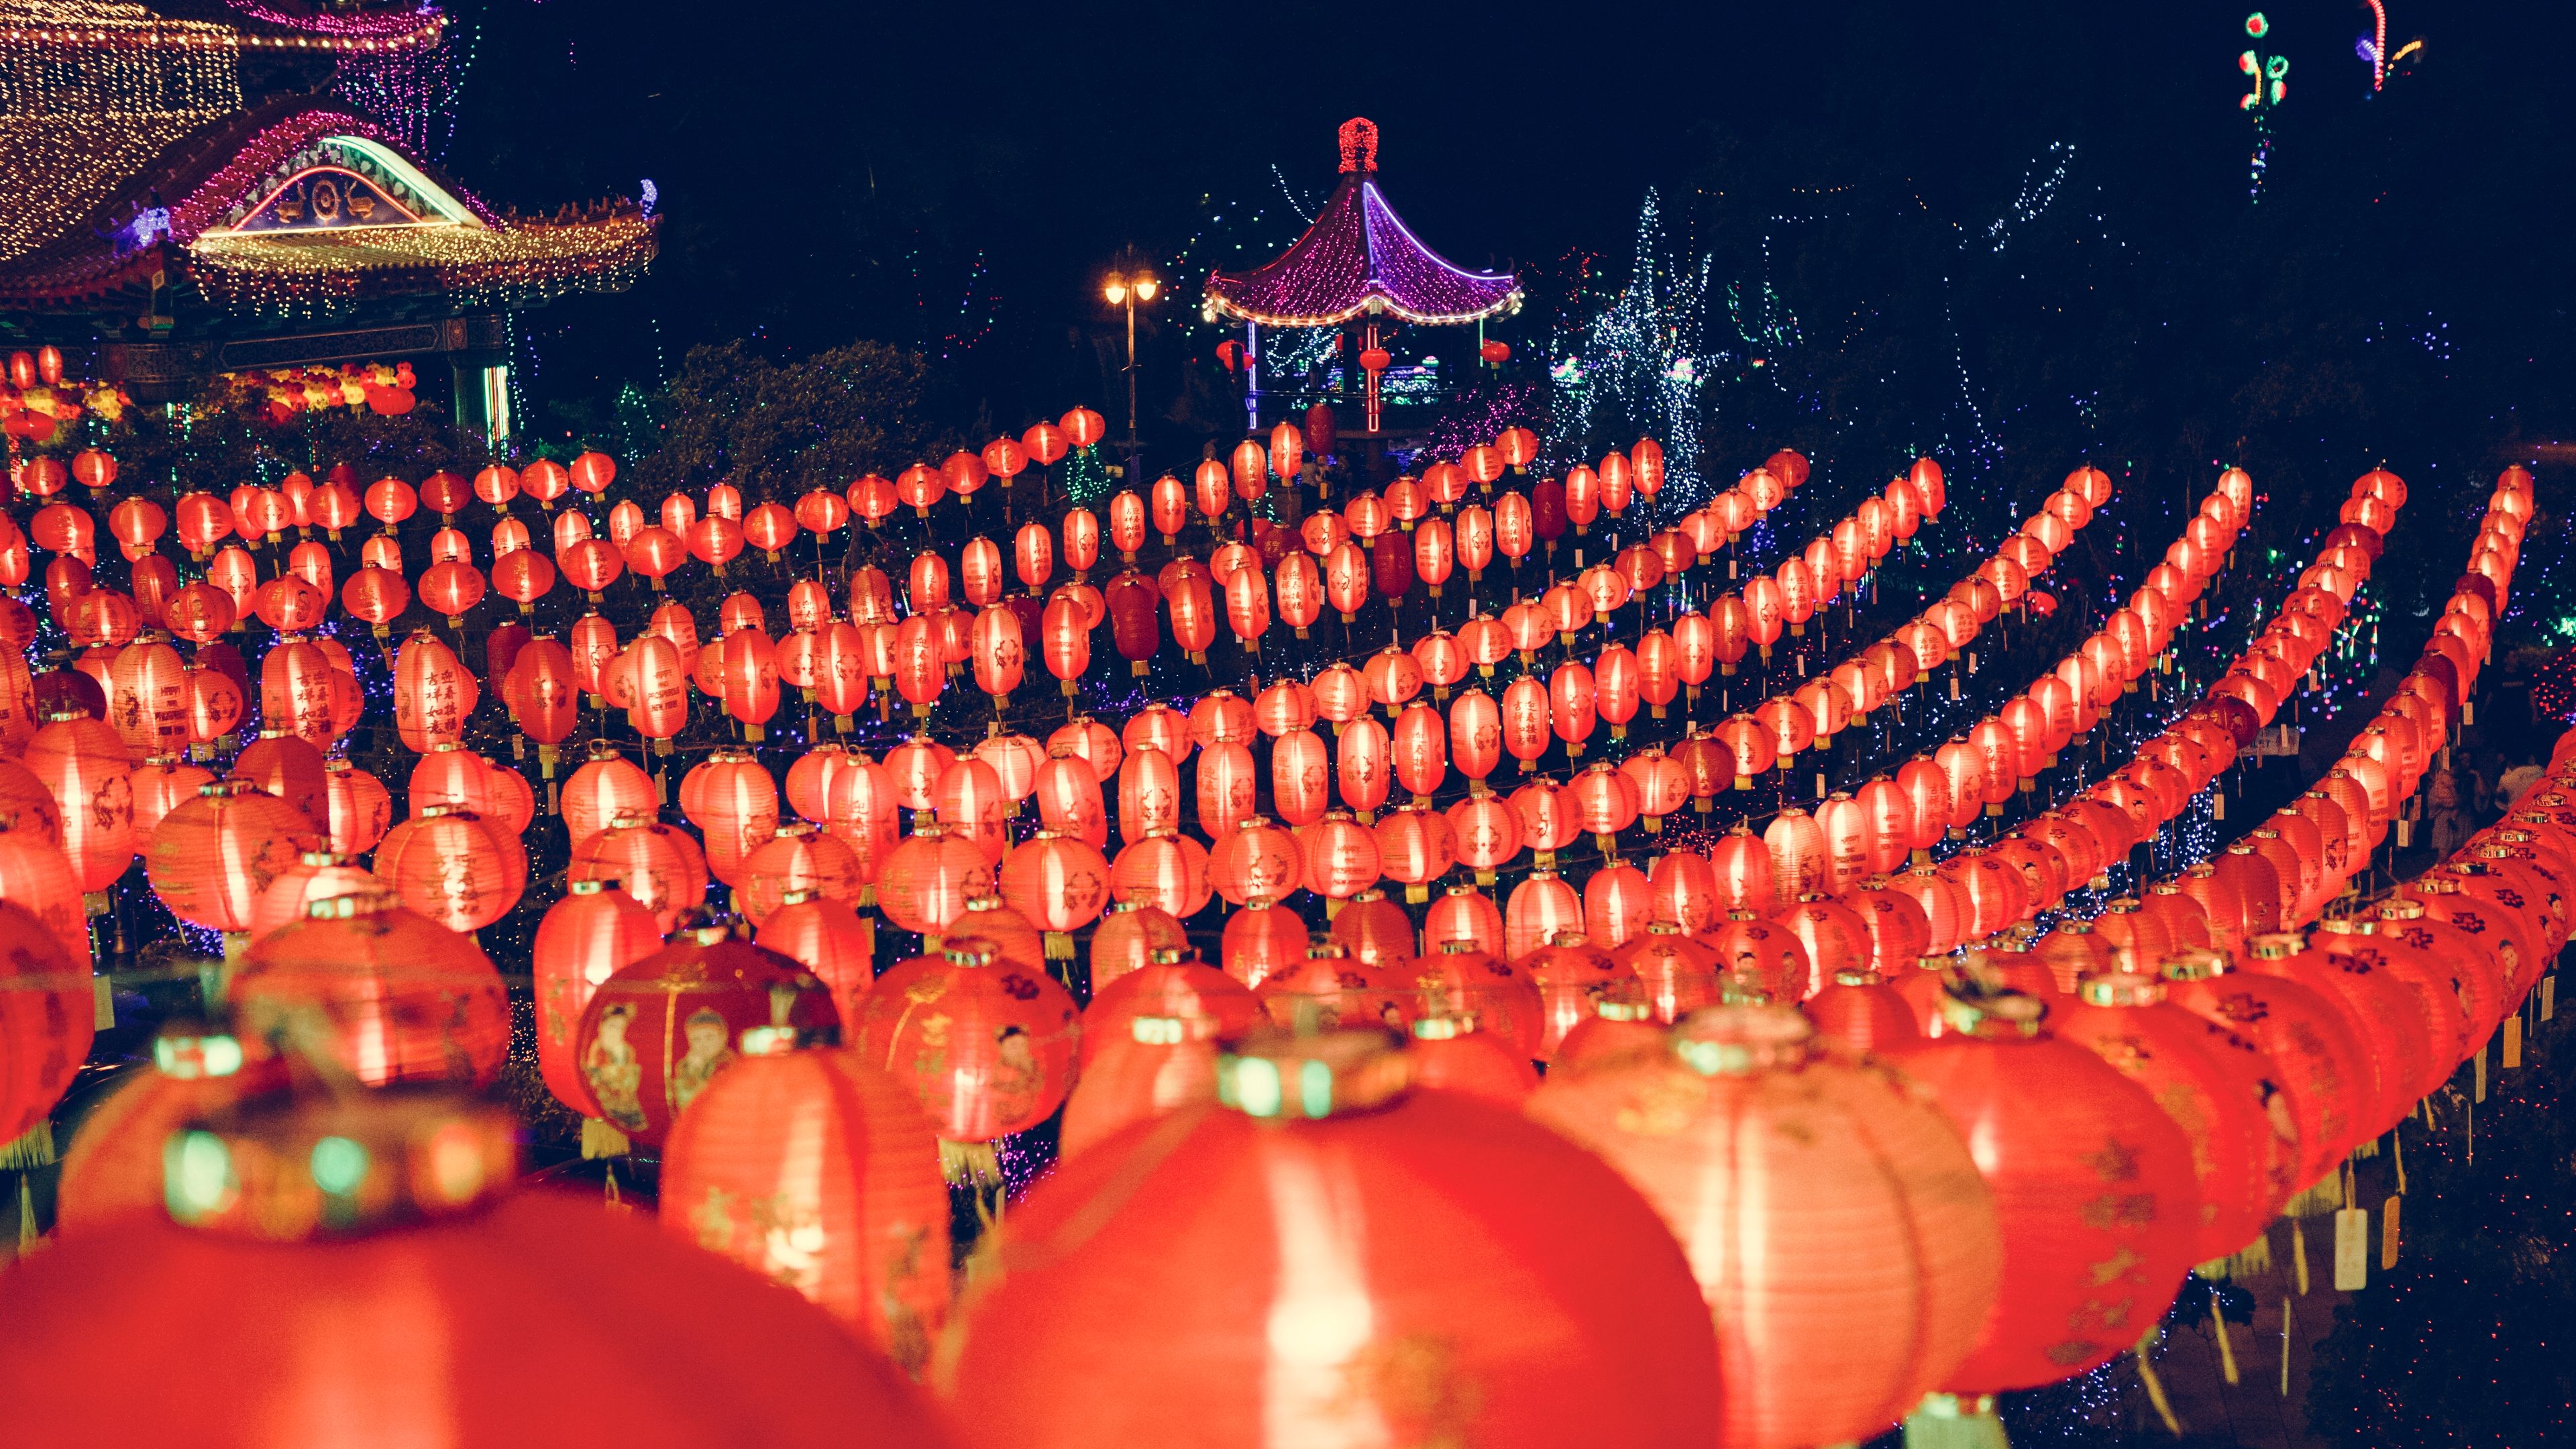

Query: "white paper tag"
(2545, 975), (2557, 1022)
(93, 972), (113, 1030)
(2334, 1206), (2370, 1291)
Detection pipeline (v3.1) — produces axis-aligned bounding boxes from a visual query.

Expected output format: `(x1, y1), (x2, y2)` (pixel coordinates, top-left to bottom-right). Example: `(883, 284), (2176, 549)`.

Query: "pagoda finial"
(1338, 117), (1379, 174)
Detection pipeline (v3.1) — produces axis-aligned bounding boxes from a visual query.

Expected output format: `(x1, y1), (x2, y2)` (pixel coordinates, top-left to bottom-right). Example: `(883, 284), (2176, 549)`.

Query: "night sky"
(444, 0), (2576, 455)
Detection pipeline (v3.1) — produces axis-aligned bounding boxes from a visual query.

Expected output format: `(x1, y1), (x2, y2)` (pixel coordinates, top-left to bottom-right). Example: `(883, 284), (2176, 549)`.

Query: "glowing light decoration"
(1547, 189), (1716, 515)
(2239, 13), (2290, 202)
(1985, 144), (2075, 255)
(1201, 118), (1523, 329)
(2358, 2), (2387, 90)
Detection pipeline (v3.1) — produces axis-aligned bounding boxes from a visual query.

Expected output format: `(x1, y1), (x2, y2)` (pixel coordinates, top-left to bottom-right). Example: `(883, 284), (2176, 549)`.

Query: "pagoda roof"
(1203, 118), (1519, 329)
(0, 99), (653, 325)
(0, 7), (649, 335)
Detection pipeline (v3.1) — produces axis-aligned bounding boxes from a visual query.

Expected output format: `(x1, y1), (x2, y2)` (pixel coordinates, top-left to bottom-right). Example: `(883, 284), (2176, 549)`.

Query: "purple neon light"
(222, 1), (443, 38)
(1205, 170), (1519, 329)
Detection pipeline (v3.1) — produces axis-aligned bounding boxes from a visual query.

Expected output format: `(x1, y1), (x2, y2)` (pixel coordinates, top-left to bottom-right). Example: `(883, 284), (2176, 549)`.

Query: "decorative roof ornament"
(1204, 117), (1519, 330)
(1338, 116), (1377, 174)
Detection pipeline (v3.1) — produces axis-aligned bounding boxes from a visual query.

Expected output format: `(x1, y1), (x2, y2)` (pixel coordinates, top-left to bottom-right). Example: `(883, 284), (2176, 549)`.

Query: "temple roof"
(1203, 118), (1520, 330)
(0, 5), (649, 334)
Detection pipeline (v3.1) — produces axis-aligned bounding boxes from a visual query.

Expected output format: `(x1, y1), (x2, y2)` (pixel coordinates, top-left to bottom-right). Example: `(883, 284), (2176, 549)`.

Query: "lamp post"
(1104, 266), (1158, 484)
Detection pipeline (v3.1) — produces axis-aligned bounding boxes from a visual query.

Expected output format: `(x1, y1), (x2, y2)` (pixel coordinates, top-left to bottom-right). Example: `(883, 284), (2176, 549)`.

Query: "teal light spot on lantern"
(311, 1136), (369, 1196)
(167, 1130), (233, 1219)
(1299, 1059), (1334, 1118)
(1232, 1056), (1282, 1117)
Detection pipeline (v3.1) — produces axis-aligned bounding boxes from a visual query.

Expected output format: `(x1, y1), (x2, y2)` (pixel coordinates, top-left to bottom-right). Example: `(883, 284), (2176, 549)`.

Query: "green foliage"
(625, 339), (967, 501)
(92, 380), (488, 492)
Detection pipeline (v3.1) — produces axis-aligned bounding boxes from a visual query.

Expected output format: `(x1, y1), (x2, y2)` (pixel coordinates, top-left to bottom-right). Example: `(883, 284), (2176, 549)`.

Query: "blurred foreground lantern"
(0, 1090), (950, 1446)
(939, 1028), (1719, 1449)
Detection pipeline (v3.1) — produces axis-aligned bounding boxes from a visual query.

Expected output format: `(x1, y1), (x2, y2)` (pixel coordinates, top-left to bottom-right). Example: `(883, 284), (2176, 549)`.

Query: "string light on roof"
(1204, 119), (1521, 329)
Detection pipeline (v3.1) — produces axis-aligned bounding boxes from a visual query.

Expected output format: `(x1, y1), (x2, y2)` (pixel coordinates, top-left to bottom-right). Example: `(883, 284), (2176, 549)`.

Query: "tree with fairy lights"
(1546, 189), (1718, 515)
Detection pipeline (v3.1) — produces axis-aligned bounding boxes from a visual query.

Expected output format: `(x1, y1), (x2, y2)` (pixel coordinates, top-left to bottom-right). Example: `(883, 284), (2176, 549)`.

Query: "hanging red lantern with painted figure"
(574, 925), (841, 1149)
(855, 933), (1077, 1183)
(531, 877), (665, 1136)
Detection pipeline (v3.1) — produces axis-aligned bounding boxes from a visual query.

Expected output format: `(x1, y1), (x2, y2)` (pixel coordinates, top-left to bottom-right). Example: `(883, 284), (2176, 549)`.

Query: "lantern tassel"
(940, 1138), (1002, 1189)
(2133, 1328), (2184, 1435)
(17, 1173), (38, 1251)
(1044, 931), (1074, 961)
(2212, 1226), (2274, 1281)
(0, 1121), (55, 1171)
(1902, 1393), (2008, 1449)
(2212, 1299), (2241, 1385)
(2282, 1175), (2342, 1219)
(580, 1118), (631, 1160)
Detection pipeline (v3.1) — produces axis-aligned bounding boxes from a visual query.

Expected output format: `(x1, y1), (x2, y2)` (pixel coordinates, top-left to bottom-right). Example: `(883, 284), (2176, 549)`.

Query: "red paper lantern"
(659, 1040), (950, 1371)
(531, 878), (665, 1121)
(227, 886), (508, 1088)
(1901, 985), (2196, 1395)
(1532, 1004), (1999, 1448)
(576, 926), (841, 1148)
(855, 934), (1076, 1175)
(944, 1030), (1719, 1449)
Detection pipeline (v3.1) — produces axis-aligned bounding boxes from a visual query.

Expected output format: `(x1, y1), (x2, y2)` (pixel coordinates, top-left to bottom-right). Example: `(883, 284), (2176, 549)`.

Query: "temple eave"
(1203, 283), (1524, 331)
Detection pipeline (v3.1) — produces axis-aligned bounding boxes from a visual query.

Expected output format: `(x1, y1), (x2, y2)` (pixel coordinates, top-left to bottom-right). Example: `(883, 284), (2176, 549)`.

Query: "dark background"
(432, 0), (2576, 639)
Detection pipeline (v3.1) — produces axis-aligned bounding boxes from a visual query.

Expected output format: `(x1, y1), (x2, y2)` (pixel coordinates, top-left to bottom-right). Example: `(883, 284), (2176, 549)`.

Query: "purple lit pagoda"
(1205, 119), (1519, 435)
(1203, 119), (1521, 329)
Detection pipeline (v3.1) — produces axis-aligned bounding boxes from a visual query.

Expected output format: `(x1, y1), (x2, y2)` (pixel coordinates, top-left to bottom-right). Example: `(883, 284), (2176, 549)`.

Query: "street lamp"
(1104, 266), (1159, 473)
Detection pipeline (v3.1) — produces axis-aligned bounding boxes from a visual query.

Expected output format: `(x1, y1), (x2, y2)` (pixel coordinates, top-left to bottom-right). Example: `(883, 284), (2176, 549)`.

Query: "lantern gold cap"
(941, 934), (1000, 967)
(2077, 971), (2164, 1007)
(1935, 977), (2047, 1038)
(2159, 949), (2228, 982)
(2248, 931), (2306, 960)
(153, 1030), (244, 1081)
(1672, 1002), (1811, 1075)
(1218, 1027), (1410, 1120)
(305, 887), (400, 921)
(164, 1087), (516, 1242)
